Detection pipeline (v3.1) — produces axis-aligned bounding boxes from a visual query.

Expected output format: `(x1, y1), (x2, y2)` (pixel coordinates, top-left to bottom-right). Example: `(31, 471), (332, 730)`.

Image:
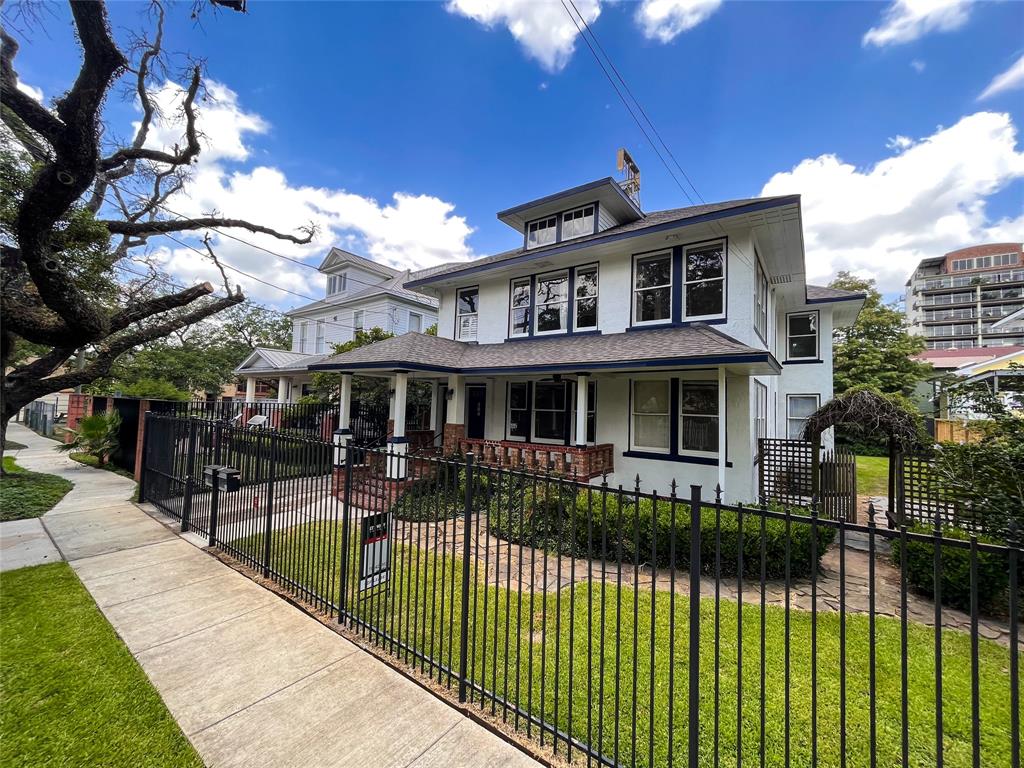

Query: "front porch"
(457, 437), (614, 479)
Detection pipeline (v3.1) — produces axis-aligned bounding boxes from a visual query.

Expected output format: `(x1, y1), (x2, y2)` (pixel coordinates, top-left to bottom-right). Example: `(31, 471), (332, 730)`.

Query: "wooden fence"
(934, 418), (985, 444)
(758, 438), (858, 522)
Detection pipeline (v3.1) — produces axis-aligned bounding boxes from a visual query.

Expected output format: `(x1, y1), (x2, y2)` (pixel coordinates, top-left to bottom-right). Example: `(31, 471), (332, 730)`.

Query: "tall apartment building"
(904, 243), (1024, 350)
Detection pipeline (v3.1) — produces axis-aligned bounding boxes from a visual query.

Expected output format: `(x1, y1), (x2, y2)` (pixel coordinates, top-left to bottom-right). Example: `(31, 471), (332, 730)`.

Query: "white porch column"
(245, 376), (256, 403)
(717, 366), (727, 493)
(333, 373), (353, 468)
(277, 376), (290, 404)
(388, 372), (409, 479)
(428, 380), (440, 444)
(448, 374), (466, 425)
(575, 374), (590, 448)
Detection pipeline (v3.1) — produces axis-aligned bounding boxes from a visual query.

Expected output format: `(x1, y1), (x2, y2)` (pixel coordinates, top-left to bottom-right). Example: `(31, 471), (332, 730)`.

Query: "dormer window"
(526, 216), (557, 249)
(561, 205), (595, 240)
(327, 272), (348, 295)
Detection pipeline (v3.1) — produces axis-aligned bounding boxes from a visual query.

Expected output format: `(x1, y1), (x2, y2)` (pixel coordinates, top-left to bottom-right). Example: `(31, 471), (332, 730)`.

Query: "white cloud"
(123, 80), (475, 307)
(863, 0), (971, 48)
(446, 0), (600, 72)
(886, 135), (915, 152)
(762, 112), (1024, 294)
(978, 53), (1024, 101)
(635, 0), (722, 43)
(15, 79), (43, 102)
(910, 59), (926, 73)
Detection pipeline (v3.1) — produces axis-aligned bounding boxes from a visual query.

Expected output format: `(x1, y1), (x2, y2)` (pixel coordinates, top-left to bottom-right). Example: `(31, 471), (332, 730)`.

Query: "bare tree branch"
(100, 216), (315, 244)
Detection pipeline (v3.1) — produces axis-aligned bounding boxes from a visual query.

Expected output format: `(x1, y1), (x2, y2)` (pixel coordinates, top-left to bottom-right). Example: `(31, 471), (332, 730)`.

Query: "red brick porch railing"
(457, 438), (613, 479)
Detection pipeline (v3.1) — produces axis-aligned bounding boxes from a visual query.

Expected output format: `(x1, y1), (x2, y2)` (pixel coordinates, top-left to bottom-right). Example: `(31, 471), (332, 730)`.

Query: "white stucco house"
(312, 178), (864, 502)
(234, 248), (439, 402)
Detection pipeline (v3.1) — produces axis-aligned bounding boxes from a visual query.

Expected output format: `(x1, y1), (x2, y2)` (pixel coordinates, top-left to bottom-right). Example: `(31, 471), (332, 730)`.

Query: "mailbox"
(203, 464), (241, 493)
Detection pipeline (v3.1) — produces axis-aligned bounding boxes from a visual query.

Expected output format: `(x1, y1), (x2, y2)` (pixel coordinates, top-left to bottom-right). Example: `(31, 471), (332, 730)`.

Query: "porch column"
(388, 372), (409, 479)
(277, 376), (290, 404)
(443, 373), (466, 455)
(245, 376), (256, 403)
(428, 380), (440, 446)
(575, 374), (589, 448)
(333, 373), (353, 468)
(717, 366), (726, 493)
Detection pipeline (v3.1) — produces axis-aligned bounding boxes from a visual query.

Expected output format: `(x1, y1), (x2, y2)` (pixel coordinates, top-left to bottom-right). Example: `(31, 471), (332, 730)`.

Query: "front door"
(466, 385), (486, 439)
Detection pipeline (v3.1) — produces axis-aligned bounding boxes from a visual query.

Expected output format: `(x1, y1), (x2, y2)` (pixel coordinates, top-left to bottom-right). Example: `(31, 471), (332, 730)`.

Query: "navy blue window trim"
(453, 285), (480, 341)
(630, 237), (728, 329)
(626, 375), (729, 463)
(782, 359), (823, 366)
(508, 262), (599, 339)
(622, 450), (733, 468)
(785, 309), (820, 362)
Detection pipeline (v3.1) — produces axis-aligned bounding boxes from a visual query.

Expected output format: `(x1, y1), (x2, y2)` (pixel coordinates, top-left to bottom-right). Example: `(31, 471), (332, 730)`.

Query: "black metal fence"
(142, 414), (1021, 768)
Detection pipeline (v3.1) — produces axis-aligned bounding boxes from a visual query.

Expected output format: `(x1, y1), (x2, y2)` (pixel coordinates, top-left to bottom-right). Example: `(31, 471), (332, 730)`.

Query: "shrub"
(891, 525), (1010, 613)
(56, 411), (120, 466)
(392, 464), (488, 521)
(486, 474), (578, 551)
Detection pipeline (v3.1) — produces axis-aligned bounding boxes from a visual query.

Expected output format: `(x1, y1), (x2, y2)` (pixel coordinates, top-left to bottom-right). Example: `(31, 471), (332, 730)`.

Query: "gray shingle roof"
(805, 285), (866, 302)
(311, 326), (776, 374)
(406, 196), (797, 287)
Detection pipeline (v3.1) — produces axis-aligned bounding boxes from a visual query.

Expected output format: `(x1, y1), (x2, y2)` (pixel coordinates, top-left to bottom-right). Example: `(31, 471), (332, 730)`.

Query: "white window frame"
(632, 252), (673, 326)
(574, 264), (599, 331)
(630, 379), (671, 453)
(534, 271), (570, 336)
(755, 254), (768, 341)
(561, 204), (595, 241)
(754, 380), (768, 444)
(682, 240), (726, 321)
(353, 310), (364, 332)
(507, 382), (530, 442)
(787, 394), (820, 440)
(456, 286), (479, 341)
(298, 321), (309, 353)
(408, 312), (423, 334)
(786, 311), (819, 361)
(678, 379), (720, 457)
(509, 277), (532, 338)
(315, 319), (325, 353)
(526, 216), (557, 249)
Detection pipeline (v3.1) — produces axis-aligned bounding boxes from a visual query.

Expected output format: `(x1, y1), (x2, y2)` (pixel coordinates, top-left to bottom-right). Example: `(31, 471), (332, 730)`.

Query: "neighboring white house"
(234, 248), (439, 402)
(312, 177), (865, 502)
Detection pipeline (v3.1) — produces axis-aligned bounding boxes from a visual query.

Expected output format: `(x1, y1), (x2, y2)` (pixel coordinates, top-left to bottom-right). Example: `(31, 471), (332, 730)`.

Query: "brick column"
(442, 423), (465, 456)
(65, 393), (92, 443)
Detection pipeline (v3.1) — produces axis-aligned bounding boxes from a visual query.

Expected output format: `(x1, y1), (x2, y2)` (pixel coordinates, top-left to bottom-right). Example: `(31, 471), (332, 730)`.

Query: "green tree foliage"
(829, 272), (931, 397)
(56, 412), (121, 466)
(116, 378), (191, 401)
(304, 328), (395, 404)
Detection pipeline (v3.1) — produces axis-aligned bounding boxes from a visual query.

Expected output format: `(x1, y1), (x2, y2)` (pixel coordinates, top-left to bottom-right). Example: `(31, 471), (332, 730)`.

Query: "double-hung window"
(534, 272), (569, 334)
(561, 205), (595, 240)
(631, 380), (670, 452)
(533, 381), (567, 441)
(527, 216), (557, 249)
(755, 256), (768, 339)
(754, 381), (768, 443)
(787, 312), (818, 360)
(787, 394), (819, 439)
(456, 287), (479, 341)
(633, 253), (672, 324)
(315, 320), (325, 353)
(353, 310), (364, 332)
(298, 321), (309, 353)
(408, 312), (422, 333)
(574, 266), (598, 330)
(509, 278), (531, 337)
(508, 383), (530, 439)
(679, 380), (719, 454)
(684, 241), (725, 319)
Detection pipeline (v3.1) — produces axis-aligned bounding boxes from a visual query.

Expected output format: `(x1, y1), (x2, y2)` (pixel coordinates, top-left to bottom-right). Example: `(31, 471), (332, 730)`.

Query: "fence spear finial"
(714, 484), (722, 503)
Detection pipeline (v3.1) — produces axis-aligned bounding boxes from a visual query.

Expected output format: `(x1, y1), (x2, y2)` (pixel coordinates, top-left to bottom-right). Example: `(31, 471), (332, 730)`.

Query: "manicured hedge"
(486, 475), (835, 579)
(891, 524), (1012, 613)
(392, 464), (489, 521)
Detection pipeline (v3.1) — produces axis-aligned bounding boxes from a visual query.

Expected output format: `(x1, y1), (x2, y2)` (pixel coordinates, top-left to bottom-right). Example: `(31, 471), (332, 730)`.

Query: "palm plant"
(56, 411), (121, 466)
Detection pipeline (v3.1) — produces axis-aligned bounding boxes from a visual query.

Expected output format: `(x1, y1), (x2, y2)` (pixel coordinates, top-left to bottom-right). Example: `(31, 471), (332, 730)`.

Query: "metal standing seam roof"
(288, 270), (439, 316)
(405, 195), (799, 288)
(309, 326), (779, 374)
(234, 347), (326, 374)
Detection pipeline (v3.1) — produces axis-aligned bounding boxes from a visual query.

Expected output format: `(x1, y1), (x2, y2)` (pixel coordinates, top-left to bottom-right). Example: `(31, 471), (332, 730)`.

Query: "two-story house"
(234, 248), (439, 402)
(312, 178), (864, 502)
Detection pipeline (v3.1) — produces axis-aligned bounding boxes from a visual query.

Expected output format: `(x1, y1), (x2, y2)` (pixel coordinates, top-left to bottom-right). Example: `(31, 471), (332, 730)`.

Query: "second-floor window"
(684, 241), (725, 319)
(535, 272), (569, 334)
(327, 272), (347, 294)
(755, 255), (768, 340)
(457, 287), (478, 341)
(298, 321), (309, 353)
(575, 265), (598, 330)
(526, 216), (557, 249)
(408, 312), (422, 333)
(315, 320), (325, 353)
(633, 252), (672, 324)
(353, 310), (364, 332)
(561, 205), (595, 240)
(787, 311), (818, 360)
(510, 278), (531, 337)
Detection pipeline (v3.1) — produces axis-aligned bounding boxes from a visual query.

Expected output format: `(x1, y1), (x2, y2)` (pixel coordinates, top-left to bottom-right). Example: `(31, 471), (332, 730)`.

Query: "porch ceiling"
(309, 326), (781, 377)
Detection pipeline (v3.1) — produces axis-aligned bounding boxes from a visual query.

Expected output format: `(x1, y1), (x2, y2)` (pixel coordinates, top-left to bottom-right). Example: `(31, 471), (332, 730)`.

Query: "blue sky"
(9, 0), (1024, 304)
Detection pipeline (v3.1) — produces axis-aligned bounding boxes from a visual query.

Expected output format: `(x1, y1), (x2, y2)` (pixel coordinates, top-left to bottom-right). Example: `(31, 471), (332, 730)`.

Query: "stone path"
(4, 423), (539, 768)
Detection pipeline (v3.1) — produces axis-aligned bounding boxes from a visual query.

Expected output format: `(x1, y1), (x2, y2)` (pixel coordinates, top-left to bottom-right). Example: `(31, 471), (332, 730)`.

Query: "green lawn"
(0, 563), (203, 767)
(856, 455), (890, 497)
(0, 457), (73, 521)
(232, 521), (1018, 768)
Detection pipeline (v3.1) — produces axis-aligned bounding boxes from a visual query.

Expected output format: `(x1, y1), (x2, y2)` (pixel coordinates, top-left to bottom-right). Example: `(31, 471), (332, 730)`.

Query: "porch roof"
(309, 326), (781, 376)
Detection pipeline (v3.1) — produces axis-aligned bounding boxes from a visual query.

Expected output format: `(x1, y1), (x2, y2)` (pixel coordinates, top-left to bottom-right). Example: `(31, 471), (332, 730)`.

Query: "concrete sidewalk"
(5, 423), (539, 768)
